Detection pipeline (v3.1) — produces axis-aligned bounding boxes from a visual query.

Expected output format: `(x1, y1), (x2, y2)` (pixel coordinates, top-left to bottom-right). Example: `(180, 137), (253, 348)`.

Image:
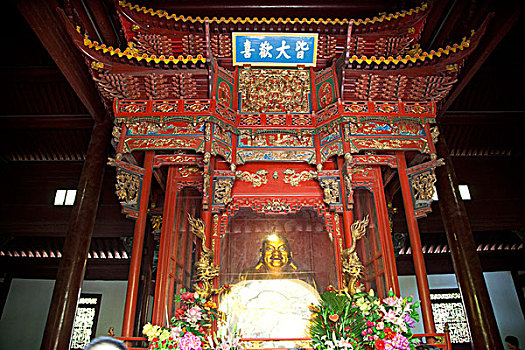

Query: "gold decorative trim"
(78, 27), (206, 65)
(349, 31), (473, 65)
(179, 165), (203, 177)
(119, 0), (427, 27)
(282, 169), (317, 186)
(235, 169), (269, 187)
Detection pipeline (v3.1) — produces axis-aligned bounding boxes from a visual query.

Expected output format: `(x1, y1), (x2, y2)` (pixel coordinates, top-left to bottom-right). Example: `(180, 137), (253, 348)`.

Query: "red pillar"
(41, 117), (113, 350)
(396, 152), (436, 334)
(435, 136), (503, 350)
(337, 156), (354, 250)
(122, 151), (155, 336)
(152, 166), (178, 325)
(373, 167), (400, 295)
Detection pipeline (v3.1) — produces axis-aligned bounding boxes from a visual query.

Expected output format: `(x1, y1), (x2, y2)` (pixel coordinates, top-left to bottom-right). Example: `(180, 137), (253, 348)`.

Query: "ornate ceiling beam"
(15, 0), (108, 122)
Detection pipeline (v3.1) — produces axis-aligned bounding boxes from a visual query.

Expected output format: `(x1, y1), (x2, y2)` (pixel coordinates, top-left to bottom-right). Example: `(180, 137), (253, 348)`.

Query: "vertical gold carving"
(341, 215), (369, 295)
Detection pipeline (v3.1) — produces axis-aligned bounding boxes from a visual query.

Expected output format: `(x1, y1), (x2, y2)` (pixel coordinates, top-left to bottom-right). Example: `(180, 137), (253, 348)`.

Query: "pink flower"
(170, 326), (183, 338)
(185, 306), (203, 323)
(178, 332), (202, 350)
(383, 297), (398, 307)
(383, 310), (398, 324)
(386, 333), (410, 350)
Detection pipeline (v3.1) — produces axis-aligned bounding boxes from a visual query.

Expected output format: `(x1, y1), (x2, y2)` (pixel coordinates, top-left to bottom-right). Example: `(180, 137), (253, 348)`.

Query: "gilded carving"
(238, 69), (311, 113)
(214, 179), (233, 205)
(235, 169), (269, 187)
(237, 150), (315, 163)
(212, 214), (219, 238)
(238, 133), (312, 148)
(90, 61), (104, 71)
(319, 178), (340, 205)
(350, 165), (372, 177)
(343, 173), (353, 198)
(262, 199), (291, 213)
(341, 215), (369, 295)
(411, 170), (437, 201)
(203, 173), (210, 197)
(115, 170), (141, 204)
(150, 215), (162, 233)
(112, 125), (121, 144)
(188, 215), (227, 299)
(179, 166), (202, 178)
(431, 126), (440, 144)
(282, 169), (317, 186)
(353, 138), (424, 150)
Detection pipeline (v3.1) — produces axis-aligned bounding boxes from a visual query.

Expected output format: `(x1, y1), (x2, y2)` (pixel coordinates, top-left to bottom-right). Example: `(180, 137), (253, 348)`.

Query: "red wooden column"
(337, 157), (354, 249)
(373, 166), (400, 295)
(435, 136), (503, 350)
(152, 166), (179, 325)
(396, 152), (436, 334)
(40, 117), (113, 350)
(122, 151), (155, 336)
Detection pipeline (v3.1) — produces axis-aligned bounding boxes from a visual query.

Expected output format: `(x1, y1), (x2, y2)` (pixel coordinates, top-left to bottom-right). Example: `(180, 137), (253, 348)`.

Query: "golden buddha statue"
(239, 232), (315, 284)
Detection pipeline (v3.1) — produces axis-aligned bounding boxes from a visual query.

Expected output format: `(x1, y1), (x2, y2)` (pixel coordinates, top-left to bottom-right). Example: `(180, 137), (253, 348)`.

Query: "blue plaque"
(233, 32), (318, 67)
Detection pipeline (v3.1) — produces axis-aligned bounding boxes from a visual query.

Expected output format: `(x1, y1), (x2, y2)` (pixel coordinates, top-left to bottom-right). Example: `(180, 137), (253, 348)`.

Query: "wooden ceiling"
(0, 0), (524, 278)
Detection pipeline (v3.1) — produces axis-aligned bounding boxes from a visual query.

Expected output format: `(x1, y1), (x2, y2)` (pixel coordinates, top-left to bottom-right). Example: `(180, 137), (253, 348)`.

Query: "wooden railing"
(413, 332), (452, 349)
(116, 332), (452, 350)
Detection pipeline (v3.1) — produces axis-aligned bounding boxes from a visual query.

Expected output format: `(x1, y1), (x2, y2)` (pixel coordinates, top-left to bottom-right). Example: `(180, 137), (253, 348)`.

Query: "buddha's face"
(262, 234), (291, 271)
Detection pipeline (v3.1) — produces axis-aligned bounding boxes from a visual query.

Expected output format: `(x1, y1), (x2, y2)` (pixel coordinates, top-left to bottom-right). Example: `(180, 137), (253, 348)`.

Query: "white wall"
(0, 279), (127, 350)
(399, 271), (525, 347)
(0, 279), (54, 350)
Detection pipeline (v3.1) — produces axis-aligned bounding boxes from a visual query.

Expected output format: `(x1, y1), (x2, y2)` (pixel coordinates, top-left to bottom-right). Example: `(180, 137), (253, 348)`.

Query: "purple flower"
(403, 314), (416, 328)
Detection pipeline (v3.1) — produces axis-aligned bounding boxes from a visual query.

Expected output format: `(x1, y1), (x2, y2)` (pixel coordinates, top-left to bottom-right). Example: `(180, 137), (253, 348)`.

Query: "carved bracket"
(211, 170), (235, 212)
(108, 157), (145, 219)
(318, 170), (343, 212)
(406, 158), (445, 218)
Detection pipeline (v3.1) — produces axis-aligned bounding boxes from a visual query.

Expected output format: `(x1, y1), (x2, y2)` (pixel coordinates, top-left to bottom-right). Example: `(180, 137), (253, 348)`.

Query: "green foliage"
(309, 290), (421, 350)
(310, 291), (365, 349)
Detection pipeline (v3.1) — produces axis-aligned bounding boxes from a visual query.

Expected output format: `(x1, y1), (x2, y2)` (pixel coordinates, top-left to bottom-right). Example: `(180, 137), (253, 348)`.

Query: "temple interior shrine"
(0, 1), (524, 350)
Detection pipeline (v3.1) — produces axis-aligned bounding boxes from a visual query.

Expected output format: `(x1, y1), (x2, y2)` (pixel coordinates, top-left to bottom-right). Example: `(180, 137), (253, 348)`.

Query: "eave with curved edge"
(115, 1), (430, 67)
(66, 12), (486, 108)
(117, 0), (429, 31)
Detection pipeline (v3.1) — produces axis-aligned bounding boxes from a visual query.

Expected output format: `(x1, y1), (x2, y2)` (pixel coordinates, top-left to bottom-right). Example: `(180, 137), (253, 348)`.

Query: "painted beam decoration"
(233, 32), (318, 67)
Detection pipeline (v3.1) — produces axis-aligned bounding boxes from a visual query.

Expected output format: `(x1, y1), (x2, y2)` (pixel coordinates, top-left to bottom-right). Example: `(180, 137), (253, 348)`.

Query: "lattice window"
(430, 289), (471, 344)
(70, 293), (102, 350)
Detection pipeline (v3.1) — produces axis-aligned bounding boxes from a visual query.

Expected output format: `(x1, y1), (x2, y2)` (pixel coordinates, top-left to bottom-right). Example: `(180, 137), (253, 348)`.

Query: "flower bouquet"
(143, 290), (220, 350)
(208, 324), (243, 350)
(310, 289), (420, 350)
